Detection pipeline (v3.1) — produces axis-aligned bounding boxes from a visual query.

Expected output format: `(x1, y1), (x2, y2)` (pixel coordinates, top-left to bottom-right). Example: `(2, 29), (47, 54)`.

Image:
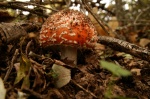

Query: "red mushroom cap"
(39, 9), (98, 48)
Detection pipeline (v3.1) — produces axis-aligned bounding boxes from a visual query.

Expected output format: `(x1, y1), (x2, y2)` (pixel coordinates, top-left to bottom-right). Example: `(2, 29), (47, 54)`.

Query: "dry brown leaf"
(139, 38), (150, 47)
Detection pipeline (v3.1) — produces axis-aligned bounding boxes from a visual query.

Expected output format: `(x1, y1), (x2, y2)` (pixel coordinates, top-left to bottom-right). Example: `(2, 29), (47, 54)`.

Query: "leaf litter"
(0, 27), (150, 99)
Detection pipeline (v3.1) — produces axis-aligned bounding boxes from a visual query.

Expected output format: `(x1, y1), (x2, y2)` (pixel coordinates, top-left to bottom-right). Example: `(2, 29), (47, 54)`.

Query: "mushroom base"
(60, 46), (77, 65)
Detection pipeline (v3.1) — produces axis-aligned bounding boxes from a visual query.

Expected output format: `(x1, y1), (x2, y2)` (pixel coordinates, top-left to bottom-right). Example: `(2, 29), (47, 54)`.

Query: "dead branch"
(0, 22), (27, 44)
(0, 22), (41, 45)
(0, 2), (48, 17)
(98, 36), (150, 62)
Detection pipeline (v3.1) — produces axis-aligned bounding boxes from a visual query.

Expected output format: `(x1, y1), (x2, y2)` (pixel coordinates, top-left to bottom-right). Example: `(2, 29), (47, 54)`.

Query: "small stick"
(82, 0), (110, 35)
(25, 40), (33, 55)
(25, 40), (32, 55)
(71, 80), (98, 98)
(29, 58), (45, 69)
(22, 87), (45, 99)
(134, 6), (150, 24)
(29, 51), (67, 66)
(4, 49), (19, 82)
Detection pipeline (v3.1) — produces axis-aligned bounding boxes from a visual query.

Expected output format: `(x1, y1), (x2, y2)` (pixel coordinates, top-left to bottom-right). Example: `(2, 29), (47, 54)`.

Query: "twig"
(48, 0), (59, 12)
(71, 80), (98, 98)
(4, 49), (19, 82)
(29, 58), (45, 68)
(116, 23), (150, 31)
(82, 0), (122, 39)
(0, 2), (48, 17)
(29, 51), (54, 63)
(98, 36), (150, 62)
(19, 22), (41, 32)
(47, 0), (71, 11)
(29, 51), (67, 66)
(32, 1), (66, 5)
(25, 40), (33, 55)
(29, 51), (73, 69)
(9, 1), (58, 12)
(134, 6), (150, 24)
(64, 0), (71, 9)
(82, 0), (110, 35)
(22, 87), (46, 99)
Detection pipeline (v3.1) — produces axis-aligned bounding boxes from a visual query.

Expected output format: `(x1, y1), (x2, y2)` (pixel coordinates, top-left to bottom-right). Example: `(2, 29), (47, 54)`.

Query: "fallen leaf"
(52, 64), (71, 88)
(21, 74), (30, 89)
(32, 67), (46, 92)
(17, 91), (29, 99)
(14, 53), (31, 89)
(0, 77), (6, 99)
(131, 69), (141, 76)
(139, 38), (150, 47)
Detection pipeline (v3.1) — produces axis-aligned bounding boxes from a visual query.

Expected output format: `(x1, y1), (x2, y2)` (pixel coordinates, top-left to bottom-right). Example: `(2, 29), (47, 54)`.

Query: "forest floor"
(0, 26), (150, 99)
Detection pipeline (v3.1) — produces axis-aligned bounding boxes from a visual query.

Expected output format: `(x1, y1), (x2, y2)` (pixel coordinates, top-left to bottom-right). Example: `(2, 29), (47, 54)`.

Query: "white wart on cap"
(39, 9), (98, 48)
(39, 9), (98, 65)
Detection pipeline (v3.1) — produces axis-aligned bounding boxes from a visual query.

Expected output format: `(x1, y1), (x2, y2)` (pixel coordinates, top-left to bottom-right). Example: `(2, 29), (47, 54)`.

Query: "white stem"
(60, 46), (77, 65)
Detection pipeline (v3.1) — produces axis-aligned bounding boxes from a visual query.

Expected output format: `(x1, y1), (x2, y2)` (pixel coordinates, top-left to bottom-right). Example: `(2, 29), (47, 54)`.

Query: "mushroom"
(39, 9), (98, 65)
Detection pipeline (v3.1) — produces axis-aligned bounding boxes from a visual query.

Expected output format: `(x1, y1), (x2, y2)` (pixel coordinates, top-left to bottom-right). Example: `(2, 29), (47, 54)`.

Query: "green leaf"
(14, 54), (31, 85)
(100, 60), (131, 77)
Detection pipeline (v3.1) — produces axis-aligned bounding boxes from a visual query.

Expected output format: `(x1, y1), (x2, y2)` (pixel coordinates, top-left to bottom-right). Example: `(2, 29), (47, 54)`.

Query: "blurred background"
(0, 0), (150, 45)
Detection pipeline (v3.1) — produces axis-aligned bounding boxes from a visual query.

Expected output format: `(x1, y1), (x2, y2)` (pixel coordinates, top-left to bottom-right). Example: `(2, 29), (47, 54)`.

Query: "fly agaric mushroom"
(39, 9), (98, 65)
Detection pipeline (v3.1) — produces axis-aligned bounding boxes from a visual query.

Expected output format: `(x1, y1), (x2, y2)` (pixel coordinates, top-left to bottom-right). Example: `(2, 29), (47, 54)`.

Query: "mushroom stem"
(60, 46), (77, 65)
